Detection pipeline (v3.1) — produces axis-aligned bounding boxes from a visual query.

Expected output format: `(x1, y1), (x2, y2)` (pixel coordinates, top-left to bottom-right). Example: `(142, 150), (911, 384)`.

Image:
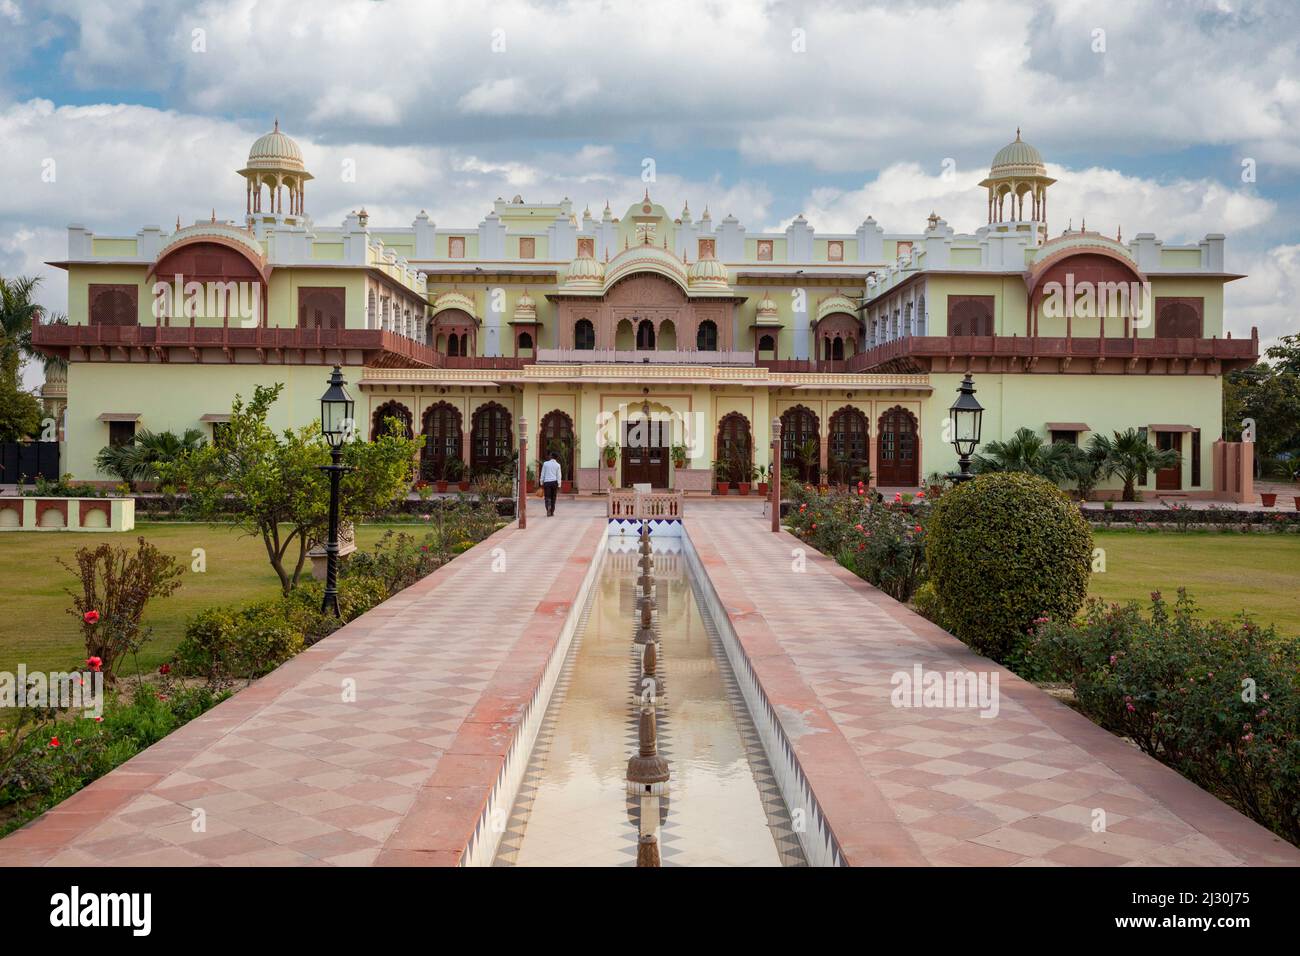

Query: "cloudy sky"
(3, 0), (1297, 387)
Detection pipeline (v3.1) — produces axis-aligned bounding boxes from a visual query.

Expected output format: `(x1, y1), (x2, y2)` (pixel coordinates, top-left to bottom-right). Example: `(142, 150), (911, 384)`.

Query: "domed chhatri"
(245, 119), (307, 171)
(989, 128), (1046, 177)
(687, 237), (730, 290)
(979, 128), (1055, 235)
(562, 236), (605, 291)
(240, 119), (313, 219)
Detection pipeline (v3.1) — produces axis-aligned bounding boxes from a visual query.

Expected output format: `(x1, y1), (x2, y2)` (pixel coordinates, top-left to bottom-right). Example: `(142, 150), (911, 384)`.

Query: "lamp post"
(319, 366), (355, 616)
(947, 372), (983, 484)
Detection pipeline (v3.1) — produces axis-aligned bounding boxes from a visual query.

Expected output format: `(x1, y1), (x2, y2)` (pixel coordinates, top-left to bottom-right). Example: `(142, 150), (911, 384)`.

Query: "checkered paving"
(0, 504), (606, 867)
(686, 501), (1300, 866)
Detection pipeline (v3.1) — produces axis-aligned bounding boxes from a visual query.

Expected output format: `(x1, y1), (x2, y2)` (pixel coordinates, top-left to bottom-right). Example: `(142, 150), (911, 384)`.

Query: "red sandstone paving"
(685, 500), (1300, 866)
(0, 504), (607, 867)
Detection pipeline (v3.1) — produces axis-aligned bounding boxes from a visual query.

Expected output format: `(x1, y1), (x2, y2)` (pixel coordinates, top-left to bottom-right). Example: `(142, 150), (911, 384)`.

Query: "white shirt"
(539, 459), (562, 483)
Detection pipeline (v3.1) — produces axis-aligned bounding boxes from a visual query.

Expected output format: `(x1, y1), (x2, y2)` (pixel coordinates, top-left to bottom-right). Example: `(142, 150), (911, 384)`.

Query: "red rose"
(159, 663), (171, 675)
(86, 656), (103, 672)
(83, 610), (100, 625)
(49, 736), (60, 748)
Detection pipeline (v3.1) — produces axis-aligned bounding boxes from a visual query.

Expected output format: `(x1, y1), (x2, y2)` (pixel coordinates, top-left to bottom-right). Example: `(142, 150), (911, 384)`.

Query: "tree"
(177, 383), (420, 593)
(0, 275), (43, 378)
(95, 428), (208, 487)
(1088, 428), (1179, 501)
(972, 427), (1077, 482)
(0, 369), (42, 443)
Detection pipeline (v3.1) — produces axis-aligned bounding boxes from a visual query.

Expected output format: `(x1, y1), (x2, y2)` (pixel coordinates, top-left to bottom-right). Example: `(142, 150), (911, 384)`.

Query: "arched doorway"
(539, 410), (575, 483)
(716, 412), (753, 485)
(371, 400), (414, 441)
(781, 405), (820, 484)
(621, 407), (671, 488)
(828, 406), (869, 485)
(636, 319), (656, 350)
(420, 402), (462, 481)
(575, 318), (596, 350)
(697, 319), (718, 351)
(877, 406), (919, 487)
(471, 401), (513, 476)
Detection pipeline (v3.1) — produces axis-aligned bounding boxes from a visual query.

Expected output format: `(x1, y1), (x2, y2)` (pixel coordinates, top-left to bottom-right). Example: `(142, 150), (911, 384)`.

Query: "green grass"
(1088, 529), (1300, 638)
(0, 521), (413, 677)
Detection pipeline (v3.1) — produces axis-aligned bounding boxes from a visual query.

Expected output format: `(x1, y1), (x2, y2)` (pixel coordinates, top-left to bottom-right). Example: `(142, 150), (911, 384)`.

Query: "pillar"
(517, 416), (528, 528)
(770, 417), (781, 533)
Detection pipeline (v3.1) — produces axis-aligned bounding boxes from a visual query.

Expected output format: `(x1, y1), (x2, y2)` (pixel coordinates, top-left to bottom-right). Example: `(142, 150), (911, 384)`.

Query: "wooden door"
(877, 406), (919, 487)
(1155, 431), (1182, 490)
(622, 421), (669, 488)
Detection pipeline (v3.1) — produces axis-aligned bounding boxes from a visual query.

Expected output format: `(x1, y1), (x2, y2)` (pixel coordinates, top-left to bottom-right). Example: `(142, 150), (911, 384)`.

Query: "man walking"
(540, 451), (562, 516)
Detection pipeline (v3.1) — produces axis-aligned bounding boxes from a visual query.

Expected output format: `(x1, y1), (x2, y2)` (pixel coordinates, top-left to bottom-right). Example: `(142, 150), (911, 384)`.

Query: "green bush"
(174, 602), (303, 685)
(910, 580), (951, 630)
(1031, 590), (1300, 846)
(927, 472), (1092, 662)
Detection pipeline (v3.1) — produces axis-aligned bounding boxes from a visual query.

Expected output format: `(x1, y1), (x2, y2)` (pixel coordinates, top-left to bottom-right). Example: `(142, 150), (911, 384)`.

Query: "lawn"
(0, 521), (413, 677)
(1088, 529), (1300, 638)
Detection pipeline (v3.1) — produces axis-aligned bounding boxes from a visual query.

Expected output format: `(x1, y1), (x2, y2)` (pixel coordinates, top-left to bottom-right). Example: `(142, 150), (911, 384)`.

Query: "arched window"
(636, 319), (656, 350)
(831, 338), (845, 361)
(696, 319), (718, 351)
(1156, 301), (1201, 338)
(371, 400), (414, 441)
(828, 406), (869, 485)
(781, 405), (820, 484)
(471, 402), (513, 476)
(539, 410), (575, 480)
(367, 289), (377, 329)
(447, 334), (461, 357)
(758, 334), (776, 355)
(517, 331), (534, 355)
(716, 412), (753, 484)
(575, 318), (595, 350)
(420, 402), (462, 481)
(89, 285), (137, 326)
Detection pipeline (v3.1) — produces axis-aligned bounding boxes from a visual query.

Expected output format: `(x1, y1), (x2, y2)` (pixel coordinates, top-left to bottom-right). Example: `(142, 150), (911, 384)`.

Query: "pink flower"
(916, 491), (925, 499)
(86, 656), (102, 672)
(894, 492), (902, 502)
(854, 524), (864, 532)
(83, 610), (100, 625)
(1126, 702), (1135, 712)
(158, 663), (171, 675)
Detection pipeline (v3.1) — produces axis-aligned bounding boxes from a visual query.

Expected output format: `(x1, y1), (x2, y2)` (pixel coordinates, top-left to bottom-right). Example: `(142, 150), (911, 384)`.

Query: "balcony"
(844, 331), (1260, 374)
(33, 322), (448, 369)
(535, 348), (755, 366)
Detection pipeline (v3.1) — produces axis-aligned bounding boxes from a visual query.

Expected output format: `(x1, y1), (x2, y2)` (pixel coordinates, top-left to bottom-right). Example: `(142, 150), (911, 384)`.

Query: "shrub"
(911, 580), (951, 630)
(1031, 590), (1300, 846)
(174, 602), (303, 686)
(60, 537), (184, 681)
(786, 483), (929, 602)
(345, 529), (446, 593)
(927, 472), (1092, 663)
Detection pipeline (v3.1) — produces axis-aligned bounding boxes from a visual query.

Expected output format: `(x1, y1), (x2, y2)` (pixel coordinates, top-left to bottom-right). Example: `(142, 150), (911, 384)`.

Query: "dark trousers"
(543, 480), (559, 515)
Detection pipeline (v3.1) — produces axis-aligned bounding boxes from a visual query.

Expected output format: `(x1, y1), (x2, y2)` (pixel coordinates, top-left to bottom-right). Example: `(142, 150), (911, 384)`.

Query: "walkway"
(0, 503), (606, 866)
(686, 501), (1300, 866)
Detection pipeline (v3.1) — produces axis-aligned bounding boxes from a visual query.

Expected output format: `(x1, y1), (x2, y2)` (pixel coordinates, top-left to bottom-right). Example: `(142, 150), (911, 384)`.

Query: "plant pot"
(457, 481), (471, 492)
(757, 482), (769, 496)
(561, 480), (573, 493)
(672, 459), (686, 471)
(738, 482), (752, 496)
(716, 482), (731, 495)
(1261, 493), (1277, 507)
(436, 481), (449, 493)
(604, 456), (618, 469)
(526, 480), (537, 493)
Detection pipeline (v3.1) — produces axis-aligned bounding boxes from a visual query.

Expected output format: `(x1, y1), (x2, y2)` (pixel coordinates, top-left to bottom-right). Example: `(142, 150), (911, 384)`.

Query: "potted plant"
(756, 463), (769, 497)
(713, 459), (731, 495)
(670, 443), (688, 470)
(603, 440), (619, 468)
(526, 464), (537, 493)
(435, 461), (450, 494)
(445, 457), (468, 491)
(736, 459), (755, 496)
(1261, 491), (1277, 507)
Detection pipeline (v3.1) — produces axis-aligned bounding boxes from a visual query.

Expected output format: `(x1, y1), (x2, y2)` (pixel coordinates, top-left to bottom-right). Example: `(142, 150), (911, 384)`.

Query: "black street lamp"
(948, 372), (983, 483)
(319, 366), (355, 616)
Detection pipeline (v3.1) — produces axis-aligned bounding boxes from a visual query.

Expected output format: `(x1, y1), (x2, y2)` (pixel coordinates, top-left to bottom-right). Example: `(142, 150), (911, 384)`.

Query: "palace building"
(34, 125), (1259, 496)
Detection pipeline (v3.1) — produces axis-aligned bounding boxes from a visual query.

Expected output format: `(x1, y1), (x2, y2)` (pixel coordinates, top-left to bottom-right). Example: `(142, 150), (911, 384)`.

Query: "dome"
(244, 120), (307, 173)
(816, 293), (860, 324)
(756, 291), (778, 319)
(562, 248), (605, 290)
(514, 289), (537, 319)
(988, 129), (1046, 178)
(687, 247), (729, 290)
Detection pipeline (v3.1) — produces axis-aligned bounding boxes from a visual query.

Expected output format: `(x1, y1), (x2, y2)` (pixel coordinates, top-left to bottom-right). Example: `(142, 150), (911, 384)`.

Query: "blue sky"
(3, 0), (1298, 386)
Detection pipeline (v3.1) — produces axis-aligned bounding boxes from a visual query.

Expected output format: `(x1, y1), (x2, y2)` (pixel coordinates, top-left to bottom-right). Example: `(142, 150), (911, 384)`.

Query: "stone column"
(770, 417), (782, 533)
(517, 416), (528, 529)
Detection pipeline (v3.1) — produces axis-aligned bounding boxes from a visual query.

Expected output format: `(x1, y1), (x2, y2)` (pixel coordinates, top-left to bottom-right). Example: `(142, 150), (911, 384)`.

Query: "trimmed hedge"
(927, 472), (1093, 662)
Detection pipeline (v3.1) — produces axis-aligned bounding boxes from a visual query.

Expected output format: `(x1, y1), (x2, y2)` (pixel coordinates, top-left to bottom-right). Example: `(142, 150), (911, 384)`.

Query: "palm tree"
(95, 428), (207, 487)
(973, 427), (1076, 482)
(1088, 428), (1179, 501)
(0, 275), (43, 377)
